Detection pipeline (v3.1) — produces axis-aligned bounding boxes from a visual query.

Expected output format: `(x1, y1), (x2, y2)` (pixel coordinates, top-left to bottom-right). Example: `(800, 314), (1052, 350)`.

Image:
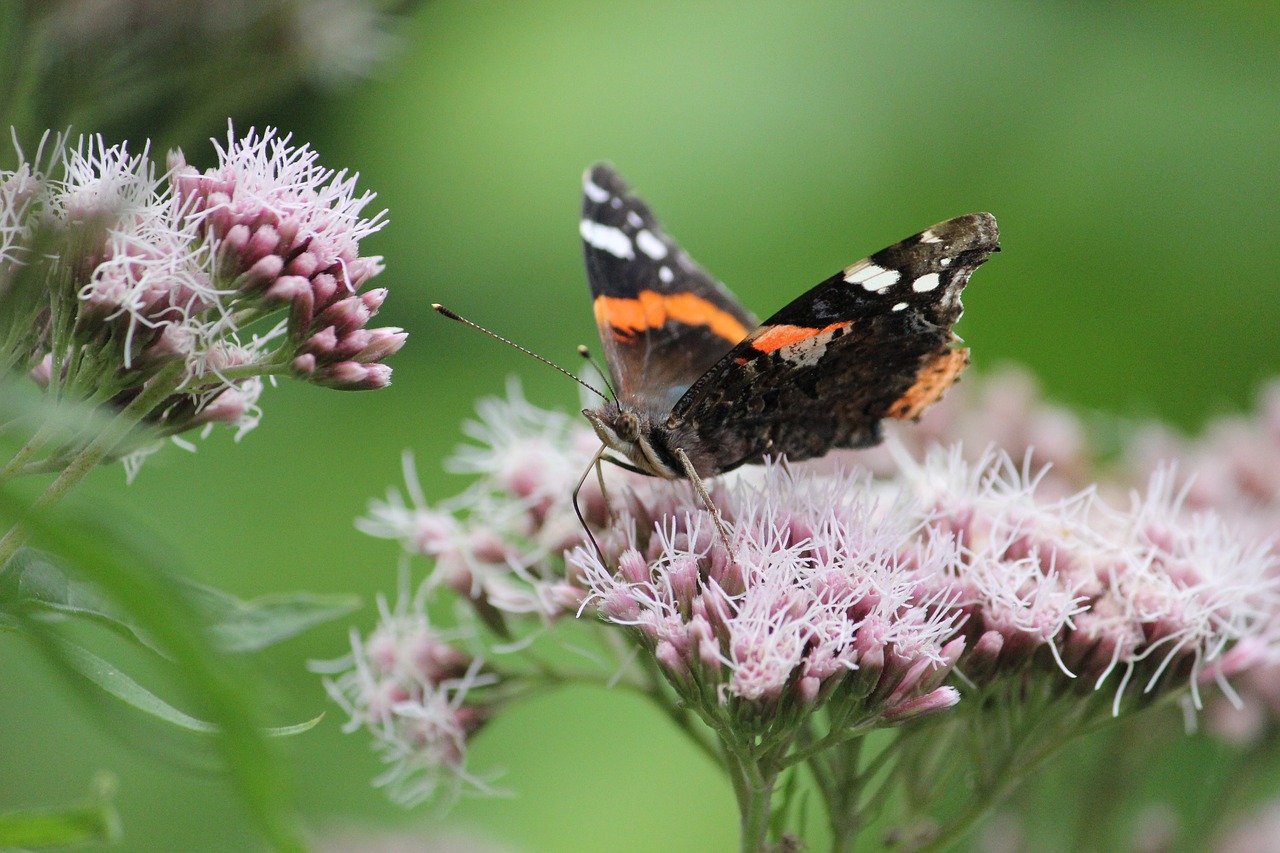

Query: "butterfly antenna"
(576, 345), (617, 400)
(433, 304), (609, 401)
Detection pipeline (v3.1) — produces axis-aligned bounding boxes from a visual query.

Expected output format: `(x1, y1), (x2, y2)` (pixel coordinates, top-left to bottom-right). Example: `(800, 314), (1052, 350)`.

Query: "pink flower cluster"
(1, 124), (398, 476)
(574, 464), (963, 725)
(902, 448), (1277, 713)
(346, 377), (1280, 807)
(1122, 382), (1280, 741)
(315, 589), (497, 807)
(359, 381), (623, 628)
(169, 126), (401, 390)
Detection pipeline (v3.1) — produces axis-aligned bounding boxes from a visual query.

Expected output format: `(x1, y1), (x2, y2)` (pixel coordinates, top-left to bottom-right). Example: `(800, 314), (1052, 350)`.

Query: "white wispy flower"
(313, 585), (499, 809)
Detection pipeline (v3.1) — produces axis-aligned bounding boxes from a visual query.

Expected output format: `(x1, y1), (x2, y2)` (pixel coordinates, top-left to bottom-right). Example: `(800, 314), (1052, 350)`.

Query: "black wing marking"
(581, 164), (756, 417)
(667, 213), (1000, 475)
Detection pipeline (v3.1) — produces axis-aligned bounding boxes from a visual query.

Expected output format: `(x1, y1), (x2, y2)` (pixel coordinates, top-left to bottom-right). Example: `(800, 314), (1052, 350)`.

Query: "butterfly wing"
(581, 164), (757, 418)
(668, 213), (1000, 475)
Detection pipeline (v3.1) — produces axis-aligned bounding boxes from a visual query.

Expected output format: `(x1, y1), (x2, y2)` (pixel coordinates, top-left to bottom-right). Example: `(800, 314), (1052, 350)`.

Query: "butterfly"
(578, 164), (1000, 489)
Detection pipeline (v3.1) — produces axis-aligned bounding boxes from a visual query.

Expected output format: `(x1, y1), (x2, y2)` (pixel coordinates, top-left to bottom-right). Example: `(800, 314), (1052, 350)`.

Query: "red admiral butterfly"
(577, 164), (999, 485)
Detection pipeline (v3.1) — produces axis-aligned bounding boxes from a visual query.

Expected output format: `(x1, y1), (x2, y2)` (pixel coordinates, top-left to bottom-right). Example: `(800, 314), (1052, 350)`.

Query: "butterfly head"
(582, 401), (681, 479)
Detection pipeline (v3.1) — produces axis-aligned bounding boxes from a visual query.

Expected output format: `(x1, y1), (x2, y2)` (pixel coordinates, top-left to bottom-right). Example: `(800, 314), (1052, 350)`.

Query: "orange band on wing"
(749, 321), (853, 354)
(594, 291), (750, 344)
(887, 347), (970, 420)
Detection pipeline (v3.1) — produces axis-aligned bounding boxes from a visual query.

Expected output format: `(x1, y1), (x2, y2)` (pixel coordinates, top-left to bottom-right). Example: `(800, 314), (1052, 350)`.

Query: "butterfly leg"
(573, 445), (609, 563)
(595, 452), (616, 523)
(674, 447), (736, 559)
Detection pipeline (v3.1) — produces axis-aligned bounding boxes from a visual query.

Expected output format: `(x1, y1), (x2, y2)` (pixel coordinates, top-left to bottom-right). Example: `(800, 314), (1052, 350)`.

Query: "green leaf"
(46, 630), (218, 733)
(183, 581), (360, 654)
(0, 547), (166, 654)
(0, 775), (120, 848)
(0, 611), (327, 739)
(0, 489), (309, 853)
(0, 547), (359, 655)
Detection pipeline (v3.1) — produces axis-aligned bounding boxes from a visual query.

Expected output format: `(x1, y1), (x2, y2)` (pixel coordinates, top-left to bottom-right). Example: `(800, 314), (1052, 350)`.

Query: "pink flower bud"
(965, 630), (1006, 682)
(246, 224), (283, 263)
(29, 353), (53, 389)
(139, 325), (196, 366)
(222, 223), (252, 255)
(360, 287), (388, 313)
(331, 328), (373, 359)
(311, 273), (340, 309)
(285, 250), (320, 279)
(349, 258), (385, 289)
(242, 254), (284, 288)
(354, 327), (407, 363)
(655, 640), (690, 683)
(302, 326), (339, 357)
(291, 354), (316, 377)
(845, 646), (884, 701)
(287, 285), (316, 337)
(314, 361), (390, 390)
(316, 295), (371, 336)
(668, 556), (700, 614)
(883, 685), (961, 723)
(188, 387), (251, 427)
(598, 589), (641, 622)
(616, 550), (649, 584)
(263, 274), (312, 306)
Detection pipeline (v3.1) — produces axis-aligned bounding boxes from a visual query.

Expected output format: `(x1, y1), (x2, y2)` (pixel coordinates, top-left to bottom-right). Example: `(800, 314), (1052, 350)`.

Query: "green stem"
(910, 704), (1114, 853)
(0, 380), (119, 481)
(0, 419), (57, 480)
(780, 715), (879, 769)
(198, 360), (286, 383)
(0, 361), (186, 566)
(825, 737), (865, 853)
(726, 746), (777, 853)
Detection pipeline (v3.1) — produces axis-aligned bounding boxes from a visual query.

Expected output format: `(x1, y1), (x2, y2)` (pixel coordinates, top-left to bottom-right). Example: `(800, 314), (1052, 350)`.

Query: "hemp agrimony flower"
(339, 380), (1280, 852)
(0, 123), (399, 487)
(315, 587), (499, 808)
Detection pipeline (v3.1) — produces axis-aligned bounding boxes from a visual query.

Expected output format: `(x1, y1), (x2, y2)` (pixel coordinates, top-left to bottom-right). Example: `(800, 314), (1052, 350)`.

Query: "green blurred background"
(2, 1), (1278, 850)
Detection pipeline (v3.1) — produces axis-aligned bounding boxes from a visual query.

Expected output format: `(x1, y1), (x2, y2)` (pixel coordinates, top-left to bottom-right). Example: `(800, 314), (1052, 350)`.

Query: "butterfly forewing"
(581, 165), (756, 417)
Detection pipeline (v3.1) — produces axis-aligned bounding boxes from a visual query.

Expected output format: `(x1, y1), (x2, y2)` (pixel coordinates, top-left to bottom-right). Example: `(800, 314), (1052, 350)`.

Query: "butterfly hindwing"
(581, 165), (756, 417)
(667, 213), (1000, 475)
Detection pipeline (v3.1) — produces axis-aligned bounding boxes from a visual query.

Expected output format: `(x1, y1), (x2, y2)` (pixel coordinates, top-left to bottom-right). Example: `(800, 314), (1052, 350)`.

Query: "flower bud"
(883, 685), (961, 723)
(291, 353), (317, 377)
(353, 327), (407, 363)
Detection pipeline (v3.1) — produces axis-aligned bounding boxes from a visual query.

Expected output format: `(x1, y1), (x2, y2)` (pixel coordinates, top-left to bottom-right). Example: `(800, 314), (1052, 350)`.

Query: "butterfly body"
(580, 164), (1000, 481)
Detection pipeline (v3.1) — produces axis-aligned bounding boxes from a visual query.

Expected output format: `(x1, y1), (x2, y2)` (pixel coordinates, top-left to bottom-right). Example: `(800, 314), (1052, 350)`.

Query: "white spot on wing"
(627, 211), (643, 227)
(843, 261), (899, 292)
(610, 197), (622, 208)
(583, 178), (609, 203)
(635, 229), (668, 260)
(659, 266), (674, 283)
(919, 229), (942, 244)
(940, 257), (953, 268)
(912, 272), (941, 293)
(862, 268), (900, 291)
(892, 302), (908, 311)
(580, 220), (635, 259)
